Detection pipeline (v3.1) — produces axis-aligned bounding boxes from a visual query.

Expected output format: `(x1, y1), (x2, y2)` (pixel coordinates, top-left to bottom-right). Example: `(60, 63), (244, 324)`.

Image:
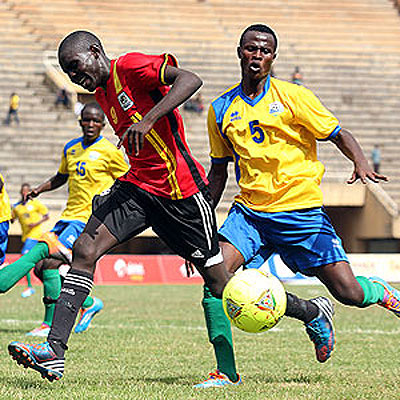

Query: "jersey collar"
(80, 135), (103, 149)
(239, 75), (271, 106)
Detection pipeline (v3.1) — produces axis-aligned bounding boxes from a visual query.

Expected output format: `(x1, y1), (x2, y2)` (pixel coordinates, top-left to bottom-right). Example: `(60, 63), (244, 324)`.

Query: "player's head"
(58, 30), (109, 92)
(237, 24), (278, 81)
(79, 102), (105, 144)
(20, 183), (31, 198)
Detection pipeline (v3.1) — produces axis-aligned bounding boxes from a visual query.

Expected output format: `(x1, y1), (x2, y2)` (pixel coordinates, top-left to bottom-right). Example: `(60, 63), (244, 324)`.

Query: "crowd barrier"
(4, 253), (400, 285)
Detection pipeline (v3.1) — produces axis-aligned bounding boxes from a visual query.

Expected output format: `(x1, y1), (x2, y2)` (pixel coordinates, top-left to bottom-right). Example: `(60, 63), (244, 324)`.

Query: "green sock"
(42, 269), (62, 326)
(25, 272), (32, 288)
(0, 242), (49, 293)
(82, 295), (94, 309)
(356, 276), (385, 307)
(202, 286), (238, 382)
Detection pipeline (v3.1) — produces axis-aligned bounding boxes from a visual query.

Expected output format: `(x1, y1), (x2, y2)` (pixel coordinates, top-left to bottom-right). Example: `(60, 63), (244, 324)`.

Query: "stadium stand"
(1, 0), (400, 251)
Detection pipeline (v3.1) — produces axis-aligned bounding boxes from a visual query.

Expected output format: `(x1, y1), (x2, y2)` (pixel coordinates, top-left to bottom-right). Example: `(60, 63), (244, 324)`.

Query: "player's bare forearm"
(32, 173), (68, 198)
(207, 163), (229, 209)
(118, 66), (202, 155)
(331, 128), (388, 184)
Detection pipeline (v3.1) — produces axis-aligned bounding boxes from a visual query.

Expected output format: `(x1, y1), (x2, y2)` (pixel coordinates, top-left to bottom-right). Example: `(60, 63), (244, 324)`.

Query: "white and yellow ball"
(222, 269), (287, 333)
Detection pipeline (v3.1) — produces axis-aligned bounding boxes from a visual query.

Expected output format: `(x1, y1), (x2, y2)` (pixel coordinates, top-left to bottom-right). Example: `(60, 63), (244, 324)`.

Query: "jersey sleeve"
(294, 86), (341, 140)
(121, 52), (178, 90)
(108, 146), (130, 179)
(58, 146), (68, 175)
(208, 104), (234, 163)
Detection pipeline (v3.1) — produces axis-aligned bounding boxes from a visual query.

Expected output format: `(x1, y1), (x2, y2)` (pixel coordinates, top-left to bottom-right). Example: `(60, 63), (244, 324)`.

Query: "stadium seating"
(1, 0), (400, 217)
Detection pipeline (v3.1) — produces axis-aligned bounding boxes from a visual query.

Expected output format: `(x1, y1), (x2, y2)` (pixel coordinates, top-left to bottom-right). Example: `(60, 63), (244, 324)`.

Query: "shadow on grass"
(254, 372), (325, 385)
(0, 374), (55, 390)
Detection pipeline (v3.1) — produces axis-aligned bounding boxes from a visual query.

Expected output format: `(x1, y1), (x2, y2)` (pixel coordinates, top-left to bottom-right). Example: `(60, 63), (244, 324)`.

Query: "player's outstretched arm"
(118, 66), (202, 155)
(26, 173), (68, 201)
(330, 128), (388, 184)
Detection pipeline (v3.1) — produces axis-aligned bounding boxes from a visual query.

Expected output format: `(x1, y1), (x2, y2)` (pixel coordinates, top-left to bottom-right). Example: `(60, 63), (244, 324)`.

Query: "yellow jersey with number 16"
(208, 76), (341, 213)
(59, 135), (129, 223)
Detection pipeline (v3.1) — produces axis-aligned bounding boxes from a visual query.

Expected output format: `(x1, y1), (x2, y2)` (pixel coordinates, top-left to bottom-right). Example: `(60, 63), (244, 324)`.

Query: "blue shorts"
(51, 219), (86, 249)
(219, 203), (348, 276)
(0, 221), (10, 265)
(21, 238), (39, 255)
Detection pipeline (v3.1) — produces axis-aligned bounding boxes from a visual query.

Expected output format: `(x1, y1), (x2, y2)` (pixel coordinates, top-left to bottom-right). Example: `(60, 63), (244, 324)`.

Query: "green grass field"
(0, 284), (399, 400)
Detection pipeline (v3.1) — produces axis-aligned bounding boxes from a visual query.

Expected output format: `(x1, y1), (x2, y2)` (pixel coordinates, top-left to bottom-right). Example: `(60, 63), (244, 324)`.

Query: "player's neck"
(241, 76), (268, 99)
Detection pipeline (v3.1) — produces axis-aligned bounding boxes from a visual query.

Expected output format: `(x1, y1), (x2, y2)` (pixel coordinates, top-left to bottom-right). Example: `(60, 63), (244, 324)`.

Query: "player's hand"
(117, 120), (153, 156)
(347, 161), (388, 184)
(185, 260), (195, 278)
(24, 189), (39, 202)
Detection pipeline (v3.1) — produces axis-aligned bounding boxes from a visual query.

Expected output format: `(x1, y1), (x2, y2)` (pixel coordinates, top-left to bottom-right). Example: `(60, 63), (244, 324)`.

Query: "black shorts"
(92, 180), (221, 267)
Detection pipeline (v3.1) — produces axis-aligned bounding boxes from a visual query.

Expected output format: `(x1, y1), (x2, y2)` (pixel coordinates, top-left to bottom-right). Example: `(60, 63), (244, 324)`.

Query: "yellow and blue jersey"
(12, 199), (49, 242)
(0, 173), (11, 223)
(59, 135), (129, 223)
(208, 76), (341, 212)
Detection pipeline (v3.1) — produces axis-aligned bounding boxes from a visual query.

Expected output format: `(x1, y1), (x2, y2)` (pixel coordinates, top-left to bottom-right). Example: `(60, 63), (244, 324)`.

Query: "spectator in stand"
(184, 92), (204, 114)
(371, 144), (382, 174)
(55, 88), (70, 108)
(4, 92), (20, 125)
(291, 66), (303, 85)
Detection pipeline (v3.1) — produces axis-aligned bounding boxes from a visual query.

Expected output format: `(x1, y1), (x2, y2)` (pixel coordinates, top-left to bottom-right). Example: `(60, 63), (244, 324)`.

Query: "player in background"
(192, 24), (395, 388)
(8, 30), (336, 383)
(0, 174), (11, 266)
(12, 183), (49, 298)
(0, 102), (129, 337)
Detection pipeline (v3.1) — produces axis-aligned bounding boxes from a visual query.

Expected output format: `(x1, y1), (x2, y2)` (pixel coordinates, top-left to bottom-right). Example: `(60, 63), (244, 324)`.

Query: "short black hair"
(239, 24), (278, 52)
(58, 30), (104, 60)
(81, 102), (105, 120)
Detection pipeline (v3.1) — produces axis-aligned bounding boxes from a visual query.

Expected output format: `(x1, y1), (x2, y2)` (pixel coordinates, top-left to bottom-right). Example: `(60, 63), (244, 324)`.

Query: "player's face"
(20, 185), (30, 198)
(59, 49), (102, 92)
(80, 108), (104, 143)
(238, 31), (276, 81)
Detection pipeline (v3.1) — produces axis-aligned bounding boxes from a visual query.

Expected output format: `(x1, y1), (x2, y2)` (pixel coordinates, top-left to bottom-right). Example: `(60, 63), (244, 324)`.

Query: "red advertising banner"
(3, 254), (204, 285)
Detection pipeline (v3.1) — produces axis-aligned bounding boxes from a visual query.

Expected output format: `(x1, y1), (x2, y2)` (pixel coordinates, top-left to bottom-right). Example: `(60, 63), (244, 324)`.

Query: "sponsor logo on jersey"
(269, 101), (284, 116)
(118, 91), (134, 111)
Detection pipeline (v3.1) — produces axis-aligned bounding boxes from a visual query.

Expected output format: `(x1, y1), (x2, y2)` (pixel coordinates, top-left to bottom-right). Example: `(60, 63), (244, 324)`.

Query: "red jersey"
(95, 52), (208, 200)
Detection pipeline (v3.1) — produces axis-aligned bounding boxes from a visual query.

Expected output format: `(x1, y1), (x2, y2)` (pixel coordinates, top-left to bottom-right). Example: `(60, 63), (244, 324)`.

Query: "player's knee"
(72, 237), (97, 267)
(34, 260), (45, 281)
(207, 282), (224, 299)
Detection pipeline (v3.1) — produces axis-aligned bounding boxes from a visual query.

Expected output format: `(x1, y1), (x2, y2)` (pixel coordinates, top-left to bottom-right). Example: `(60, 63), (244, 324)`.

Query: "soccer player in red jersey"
(8, 30), (327, 382)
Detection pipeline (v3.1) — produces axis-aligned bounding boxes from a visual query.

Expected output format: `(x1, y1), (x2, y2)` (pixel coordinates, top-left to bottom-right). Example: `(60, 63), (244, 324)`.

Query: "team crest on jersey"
(117, 91), (134, 111)
(89, 151), (100, 161)
(269, 101), (284, 116)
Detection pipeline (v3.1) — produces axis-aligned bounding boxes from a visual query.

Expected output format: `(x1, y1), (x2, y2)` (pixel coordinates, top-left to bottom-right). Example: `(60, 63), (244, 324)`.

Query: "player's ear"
(237, 46), (242, 59)
(89, 44), (101, 58)
(79, 119), (84, 128)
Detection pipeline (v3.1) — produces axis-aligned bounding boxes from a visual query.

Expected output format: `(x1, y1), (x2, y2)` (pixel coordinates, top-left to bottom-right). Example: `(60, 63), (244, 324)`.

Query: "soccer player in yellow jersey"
(12, 183), (50, 298)
(194, 24), (394, 388)
(0, 102), (128, 337)
(0, 174), (11, 266)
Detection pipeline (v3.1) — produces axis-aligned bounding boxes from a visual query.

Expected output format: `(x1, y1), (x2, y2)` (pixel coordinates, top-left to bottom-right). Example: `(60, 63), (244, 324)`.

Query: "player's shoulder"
(63, 137), (83, 157)
(116, 52), (154, 70)
(271, 77), (313, 97)
(13, 200), (23, 209)
(210, 83), (241, 118)
(92, 136), (120, 154)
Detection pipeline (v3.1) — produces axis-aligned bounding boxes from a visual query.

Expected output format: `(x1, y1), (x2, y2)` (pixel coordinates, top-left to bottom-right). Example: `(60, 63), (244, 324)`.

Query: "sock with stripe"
(0, 242), (49, 293)
(202, 286), (238, 382)
(59, 273), (93, 309)
(48, 268), (93, 358)
(42, 269), (62, 326)
(285, 292), (319, 323)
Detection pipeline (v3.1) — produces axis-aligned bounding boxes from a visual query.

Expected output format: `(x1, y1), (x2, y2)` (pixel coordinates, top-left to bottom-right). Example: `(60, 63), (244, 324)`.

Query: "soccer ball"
(222, 269), (287, 333)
